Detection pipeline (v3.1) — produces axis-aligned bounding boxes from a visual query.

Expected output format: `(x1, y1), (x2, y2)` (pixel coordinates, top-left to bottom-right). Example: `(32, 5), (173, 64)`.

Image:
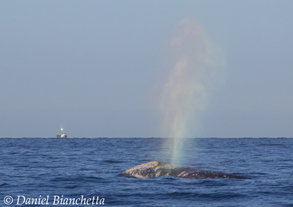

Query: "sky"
(1, 1), (293, 138)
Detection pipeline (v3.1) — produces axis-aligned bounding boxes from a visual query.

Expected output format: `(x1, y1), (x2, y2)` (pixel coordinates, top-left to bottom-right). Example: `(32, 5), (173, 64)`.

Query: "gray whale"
(122, 161), (248, 179)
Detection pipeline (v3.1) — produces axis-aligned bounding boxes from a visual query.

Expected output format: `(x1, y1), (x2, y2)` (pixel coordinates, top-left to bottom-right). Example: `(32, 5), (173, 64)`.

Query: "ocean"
(0, 138), (292, 207)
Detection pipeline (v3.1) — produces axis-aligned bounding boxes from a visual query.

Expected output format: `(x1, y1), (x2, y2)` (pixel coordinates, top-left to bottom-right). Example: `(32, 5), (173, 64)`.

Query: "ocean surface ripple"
(0, 138), (293, 206)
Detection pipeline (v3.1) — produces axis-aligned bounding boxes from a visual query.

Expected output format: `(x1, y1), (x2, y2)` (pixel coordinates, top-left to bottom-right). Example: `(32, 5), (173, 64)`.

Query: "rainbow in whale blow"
(158, 18), (223, 165)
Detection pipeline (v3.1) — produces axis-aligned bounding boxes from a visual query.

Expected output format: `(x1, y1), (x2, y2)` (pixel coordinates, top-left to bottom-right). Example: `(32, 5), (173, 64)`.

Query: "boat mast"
(60, 124), (64, 134)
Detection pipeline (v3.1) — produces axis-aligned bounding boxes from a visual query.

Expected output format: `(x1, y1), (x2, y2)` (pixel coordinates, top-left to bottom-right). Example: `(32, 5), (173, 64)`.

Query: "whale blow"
(122, 161), (248, 179)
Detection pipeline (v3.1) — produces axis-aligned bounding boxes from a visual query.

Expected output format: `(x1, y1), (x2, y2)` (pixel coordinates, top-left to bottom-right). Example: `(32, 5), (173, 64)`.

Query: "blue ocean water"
(0, 138), (292, 207)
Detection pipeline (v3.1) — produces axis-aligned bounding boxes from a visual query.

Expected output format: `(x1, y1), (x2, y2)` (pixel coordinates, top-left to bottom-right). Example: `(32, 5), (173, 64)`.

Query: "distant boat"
(57, 126), (67, 138)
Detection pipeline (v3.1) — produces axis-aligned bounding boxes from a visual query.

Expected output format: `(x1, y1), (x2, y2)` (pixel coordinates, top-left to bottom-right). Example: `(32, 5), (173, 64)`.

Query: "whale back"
(122, 161), (248, 179)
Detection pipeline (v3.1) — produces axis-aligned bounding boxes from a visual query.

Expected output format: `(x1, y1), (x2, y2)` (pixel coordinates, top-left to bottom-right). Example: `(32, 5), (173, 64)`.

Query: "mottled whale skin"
(122, 161), (248, 179)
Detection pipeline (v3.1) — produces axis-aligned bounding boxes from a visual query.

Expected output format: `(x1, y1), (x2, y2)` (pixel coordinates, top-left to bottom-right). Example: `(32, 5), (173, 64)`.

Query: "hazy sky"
(1, 1), (293, 138)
